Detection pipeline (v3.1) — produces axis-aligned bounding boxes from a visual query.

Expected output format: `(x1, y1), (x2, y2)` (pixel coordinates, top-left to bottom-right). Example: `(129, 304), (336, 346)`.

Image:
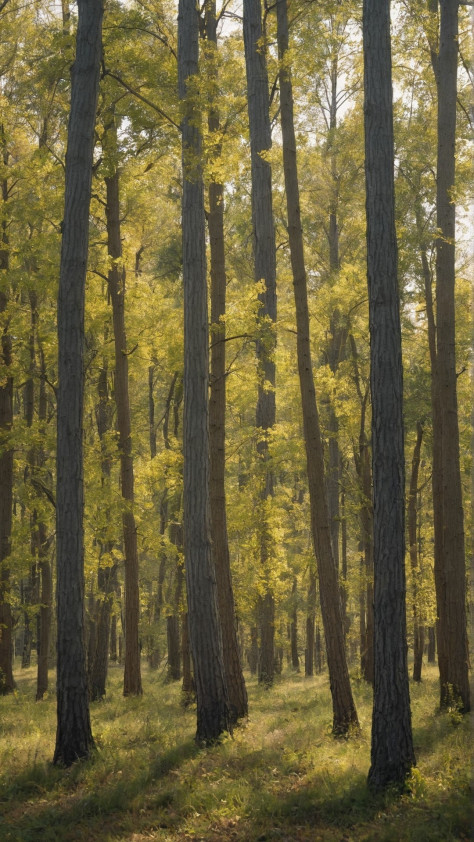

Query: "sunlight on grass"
(0, 663), (471, 841)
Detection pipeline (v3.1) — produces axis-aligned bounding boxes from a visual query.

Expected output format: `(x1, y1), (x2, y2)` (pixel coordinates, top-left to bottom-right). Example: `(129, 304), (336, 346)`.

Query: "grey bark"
(178, 0), (230, 743)
(243, 0), (277, 688)
(54, 0), (103, 765)
(205, 0), (248, 722)
(363, 0), (415, 789)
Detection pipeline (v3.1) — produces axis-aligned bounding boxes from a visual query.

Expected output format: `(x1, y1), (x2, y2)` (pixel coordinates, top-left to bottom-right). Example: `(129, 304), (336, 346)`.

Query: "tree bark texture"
(432, 0), (469, 713)
(243, 0), (277, 688)
(54, 0), (103, 765)
(178, 0), (230, 743)
(205, 0), (248, 723)
(105, 141), (142, 697)
(276, 0), (358, 734)
(363, 0), (415, 789)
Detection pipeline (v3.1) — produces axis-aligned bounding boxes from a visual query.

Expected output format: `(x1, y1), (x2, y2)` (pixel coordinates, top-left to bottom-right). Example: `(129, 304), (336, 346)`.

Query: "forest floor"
(0, 662), (471, 842)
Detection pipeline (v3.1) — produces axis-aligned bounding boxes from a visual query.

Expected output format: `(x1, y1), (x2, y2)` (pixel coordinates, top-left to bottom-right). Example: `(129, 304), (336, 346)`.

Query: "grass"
(0, 662), (471, 841)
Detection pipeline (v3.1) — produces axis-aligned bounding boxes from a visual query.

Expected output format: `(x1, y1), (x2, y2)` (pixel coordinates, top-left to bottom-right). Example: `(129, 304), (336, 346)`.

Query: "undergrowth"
(0, 663), (471, 841)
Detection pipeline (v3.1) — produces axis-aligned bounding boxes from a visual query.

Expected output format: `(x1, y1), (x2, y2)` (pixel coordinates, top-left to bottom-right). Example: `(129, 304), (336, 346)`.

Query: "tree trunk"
(349, 336), (374, 684)
(408, 422), (424, 683)
(54, 0), (103, 765)
(0, 126), (14, 696)
(35, 519), (52, 701)
(427, 626), (436, 664)
(305, 570), (316, 676)
(105, 130), (142, 697)
(290, 577), (300, 671)
(276, 0), (358, 734)
(178, 0), (230, 743)
(248, 626), (258, 675)
(166, 615), (181, 681)
(88, 358), (114, 700)
(243, 0), (277, 688)
(181, 613), (194, 697)
(205, 0), (248, 724)
(431, 0), (470, 713)
(363, 0), (415, 789)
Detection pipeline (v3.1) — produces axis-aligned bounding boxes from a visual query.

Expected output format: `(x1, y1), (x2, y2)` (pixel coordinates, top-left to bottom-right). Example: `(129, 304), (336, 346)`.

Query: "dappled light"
(0, 665), (470, 841)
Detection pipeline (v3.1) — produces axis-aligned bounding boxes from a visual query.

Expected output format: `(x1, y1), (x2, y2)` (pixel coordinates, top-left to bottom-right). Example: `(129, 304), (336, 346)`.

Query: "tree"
(0, 133), (14, 695)
(205, 0), (248, 722)
(363, 0), (416, 790)
(103, 112), (142, 697)
(178, 0), (230, 743)
(276, 0), (358, 735)
(54, 0), (103, 766)
(428, 0), (470, 714)
(243, 0), (277, 688)
(408, 421), (424, 682)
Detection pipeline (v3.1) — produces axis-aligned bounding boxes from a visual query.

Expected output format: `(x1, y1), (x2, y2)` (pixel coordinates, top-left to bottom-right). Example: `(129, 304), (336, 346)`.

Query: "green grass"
(0, 663), (471, 841)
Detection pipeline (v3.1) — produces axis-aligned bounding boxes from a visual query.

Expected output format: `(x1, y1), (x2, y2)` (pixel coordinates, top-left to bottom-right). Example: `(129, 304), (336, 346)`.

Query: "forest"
(0, 0), (472, 838)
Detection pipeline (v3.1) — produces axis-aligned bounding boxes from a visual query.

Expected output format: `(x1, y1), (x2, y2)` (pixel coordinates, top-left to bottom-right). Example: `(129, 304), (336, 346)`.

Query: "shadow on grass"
(0, 737), (200, 842)
(240, 767), (472, 842)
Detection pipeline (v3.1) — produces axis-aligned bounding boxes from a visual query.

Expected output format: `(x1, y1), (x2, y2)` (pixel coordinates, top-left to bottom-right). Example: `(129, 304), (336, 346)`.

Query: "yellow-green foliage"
(0, 663), (470, 841)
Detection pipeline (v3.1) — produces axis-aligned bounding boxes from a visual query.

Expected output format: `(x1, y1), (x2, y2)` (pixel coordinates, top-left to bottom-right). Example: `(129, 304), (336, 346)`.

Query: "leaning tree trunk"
(54, 0), (103, 766)
(243, 0), (277, 689)
(178, 0), (230, 743)
(431, 0), (469, 713)
(104, 124), (142, 697)
(363, 0), (415, 790)
(205, 0), (248, 724)
(276, 0), (358, 734)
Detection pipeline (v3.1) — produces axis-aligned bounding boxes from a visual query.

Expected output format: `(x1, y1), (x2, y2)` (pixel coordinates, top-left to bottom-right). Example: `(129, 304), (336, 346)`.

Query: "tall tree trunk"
(205, 0), (248, 725)
(276, 0), (358, 734)
(54, 0), (103, 765)
(243, 0), (277, 689)
(363, 0), (415, 789)
(305, 569), (316, 676)
(104, 126), (142, 697)
(290, 577), (300, 672)
(35, 349), (53, 701)
(408, 422), (424, 683)
(431, 0), (470, 713)
(89, 358), (115, 700)
(0, 125), (14, 696)
(21, 294), (53, 700)
(178, 0), (230, 743)
(349, 335), (374, 684)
